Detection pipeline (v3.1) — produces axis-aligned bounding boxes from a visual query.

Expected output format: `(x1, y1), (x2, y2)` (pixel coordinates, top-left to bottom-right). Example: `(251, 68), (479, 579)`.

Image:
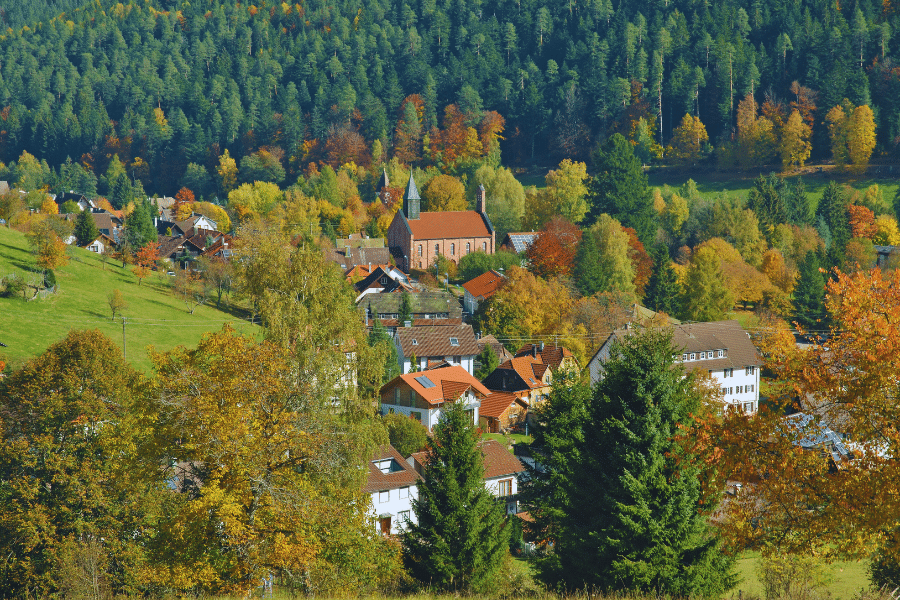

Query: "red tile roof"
(478, 391), (526, 419)
(409, 440), (525, 480)
(462, 269), (505, 300)
(498, 356), (551, 390)
(407, 211), (492, 240)
(362, 444), (422, 494)
(380, 365), (491, 406)
(515, 344), (575, 371)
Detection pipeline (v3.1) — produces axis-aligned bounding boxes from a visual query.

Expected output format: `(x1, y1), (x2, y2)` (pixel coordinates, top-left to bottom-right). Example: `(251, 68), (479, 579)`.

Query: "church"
(386, 175), (495, 273)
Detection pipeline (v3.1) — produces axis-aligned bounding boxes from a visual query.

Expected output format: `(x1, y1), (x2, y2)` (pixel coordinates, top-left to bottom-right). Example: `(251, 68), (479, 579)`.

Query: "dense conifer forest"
(0, 0), (894, 196)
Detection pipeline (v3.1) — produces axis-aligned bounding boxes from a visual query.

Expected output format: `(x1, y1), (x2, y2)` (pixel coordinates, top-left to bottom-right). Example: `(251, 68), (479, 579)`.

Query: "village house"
(361, 290), (462, 332)
(500, 232), (538, 254)
(587, 320), (763, 414)
(514, 342), (579, 374)
(364, 444), (421, 536)
(387, 175), (495, 273)
(481, 355), (554, 406)
(478, 391), (528, 434)
(461, 269), (504, 315)
(379, 365), (488, 431)
(353, 265), (415, 300)
(409, 439), (526, 515)
(394, 324), (479, 374)
(85, 233), (116, 254)
(325, 234), (392, 270)
(476, 334), (513, 363)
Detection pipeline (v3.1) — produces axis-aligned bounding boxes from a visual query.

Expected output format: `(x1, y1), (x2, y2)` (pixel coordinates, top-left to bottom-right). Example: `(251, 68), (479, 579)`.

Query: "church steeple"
(403, 173), (420, 220)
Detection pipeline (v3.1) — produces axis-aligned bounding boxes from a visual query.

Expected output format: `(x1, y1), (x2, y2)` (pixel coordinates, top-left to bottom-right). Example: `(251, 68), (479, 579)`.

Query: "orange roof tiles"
(462, 269), (505, 300)
(407, 211), (492, 240)
(362, 444), (421, 494)
(380, 365), (491, 406)
(498, 356), (550, 390)
(478, 391), (526, 419)
(515, 344), (575, 371)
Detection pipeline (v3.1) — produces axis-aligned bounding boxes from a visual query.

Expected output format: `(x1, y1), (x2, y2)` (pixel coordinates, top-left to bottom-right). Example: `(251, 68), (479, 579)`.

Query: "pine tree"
(818, 182), (850, 270)
(547, 329), (736, 595)
(793, 251), (826, 331)
(402, 401), (509, 591)
(644, 244), (681, 316)
(73, 208), (99, 246)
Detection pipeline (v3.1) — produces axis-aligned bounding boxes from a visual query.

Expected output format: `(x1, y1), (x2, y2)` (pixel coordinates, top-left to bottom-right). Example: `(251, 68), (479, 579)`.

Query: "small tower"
(403, 174), (421, 220)
(476, 184), (487, 214)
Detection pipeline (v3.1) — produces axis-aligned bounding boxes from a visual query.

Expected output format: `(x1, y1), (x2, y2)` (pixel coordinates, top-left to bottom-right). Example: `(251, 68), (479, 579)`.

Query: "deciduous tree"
(681, 246), (734, 321)
(779, 110), (812, 169)
(667, 114), (709, 166)
(525, 216), (581, 279)
(421, 174), (466, 212)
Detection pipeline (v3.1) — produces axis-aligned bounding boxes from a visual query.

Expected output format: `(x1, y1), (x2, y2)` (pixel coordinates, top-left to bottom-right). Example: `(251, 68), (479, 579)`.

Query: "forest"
(0, 0), (894, 198)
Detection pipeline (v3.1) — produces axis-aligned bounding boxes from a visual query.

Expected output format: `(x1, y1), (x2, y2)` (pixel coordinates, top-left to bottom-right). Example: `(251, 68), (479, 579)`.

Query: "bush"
(44, 269), (56, 289)
(381, 413), (428, 457)
(759, 553), (832, 600)
(1, 273), (26, 298)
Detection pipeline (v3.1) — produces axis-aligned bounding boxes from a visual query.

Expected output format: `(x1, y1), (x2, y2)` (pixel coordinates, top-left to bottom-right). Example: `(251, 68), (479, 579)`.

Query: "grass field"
(734, 551), (871, 600)
(0, 226), (260, 372)
(648, 164), (900, 214)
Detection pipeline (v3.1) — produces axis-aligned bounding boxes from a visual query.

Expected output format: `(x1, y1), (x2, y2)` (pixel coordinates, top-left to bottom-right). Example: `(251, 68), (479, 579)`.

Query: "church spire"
(403, 173), (420, 220)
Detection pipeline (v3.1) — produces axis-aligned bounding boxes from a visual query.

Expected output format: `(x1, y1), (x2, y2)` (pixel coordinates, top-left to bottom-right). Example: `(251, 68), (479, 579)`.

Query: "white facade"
(485, 475), (520, 515)
(588, 325), (762, 414)
(463, 290), (479, 315)
(399, 353), (475, 376)
(370, 483), (418, 535)
(381, 390), (481, 431)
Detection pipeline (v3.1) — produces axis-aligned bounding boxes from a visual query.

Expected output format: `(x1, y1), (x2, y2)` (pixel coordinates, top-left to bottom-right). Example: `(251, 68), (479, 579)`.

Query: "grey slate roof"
(404, 174), (420, 200)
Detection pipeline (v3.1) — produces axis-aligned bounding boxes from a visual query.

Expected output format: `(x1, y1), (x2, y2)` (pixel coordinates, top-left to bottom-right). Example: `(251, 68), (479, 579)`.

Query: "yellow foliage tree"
(217, 149), (238, 194)
(734, 94), (777, 168)
(779, 109), (812, 170)
(874, 214), (900, 246)
(227, 182), (283, 223)
(667, 114), (709, 166)
(39, 196), (58, 215)
(827, 100), (876, 173)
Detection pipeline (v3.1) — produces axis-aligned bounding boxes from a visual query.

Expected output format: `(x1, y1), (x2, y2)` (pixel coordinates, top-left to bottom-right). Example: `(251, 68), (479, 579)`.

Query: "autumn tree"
(132, 240), (159, 286)
(667, 114), (709, 166)
(779, 110), (812, 169)
(472, 164), (525, 240)
(381, 412), (427, 457)
(0, 330), (151, 598)
(146, 327), (398, 594)
(173, 268), (208, 313)
(827, 101), (877, 174)
(731, 93), (777, 169)
(107, 288), (127, 319)
(681, 246), (734, 321)
(544, 159), (589, 224)
(576, 214), (635, 297)
(216, 149), (238, 194)
(27, 217), (69, 271)
(172, 186), (195, 220)
(525, 216), (581, 279)
(421, 174), (466, 212)
(693, 268), (900, 565)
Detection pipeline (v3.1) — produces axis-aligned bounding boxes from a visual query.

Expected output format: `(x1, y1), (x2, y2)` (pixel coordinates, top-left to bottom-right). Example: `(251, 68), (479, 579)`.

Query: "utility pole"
(122, 316), (127, 360)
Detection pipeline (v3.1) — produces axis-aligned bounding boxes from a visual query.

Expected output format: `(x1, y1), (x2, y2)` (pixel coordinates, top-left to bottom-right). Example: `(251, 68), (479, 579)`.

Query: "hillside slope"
(0, 226), (259, 371)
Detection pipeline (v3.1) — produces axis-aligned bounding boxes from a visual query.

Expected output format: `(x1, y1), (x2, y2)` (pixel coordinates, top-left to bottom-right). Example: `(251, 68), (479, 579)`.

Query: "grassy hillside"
(649, 166), (900, 214)
(0, 226), (260, 372)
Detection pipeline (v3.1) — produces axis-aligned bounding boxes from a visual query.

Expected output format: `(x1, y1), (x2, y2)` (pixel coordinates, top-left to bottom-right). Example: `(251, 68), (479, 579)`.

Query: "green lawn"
(0, 226), (260, 372)
(734, 551), (871, 600)
(482, 432), (533, 446)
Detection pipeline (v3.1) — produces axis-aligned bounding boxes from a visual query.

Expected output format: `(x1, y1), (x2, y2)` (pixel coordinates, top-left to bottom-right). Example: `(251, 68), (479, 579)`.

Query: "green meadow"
(0, 226), (260, 372)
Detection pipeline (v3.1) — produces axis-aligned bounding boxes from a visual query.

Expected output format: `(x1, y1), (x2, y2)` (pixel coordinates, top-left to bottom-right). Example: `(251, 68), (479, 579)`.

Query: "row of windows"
(723, 366), (756, 378)
(417, 241), (488, 256)
(682, 350), (725, 361)
(378, 486), (411, 503)
(722, 384), (755, 395)
(386, 406), (423, 421)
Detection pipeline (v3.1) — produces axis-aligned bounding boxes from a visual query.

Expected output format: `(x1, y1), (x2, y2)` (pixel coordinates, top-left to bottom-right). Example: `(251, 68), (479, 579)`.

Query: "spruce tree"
(574, 229), (605, 296)
(519, 372), (590, 585)
(398, 290), (413, 326)
(547, 329), (736, 595)
(586, 133), (656, 245)
(793, 251), (826, 331)
(644, 244), (681, 316)
(474, 344), (499, 380)
(403, 401), (509, 592)
(73, 208), (98, 246)
(818, 182), (850, 271)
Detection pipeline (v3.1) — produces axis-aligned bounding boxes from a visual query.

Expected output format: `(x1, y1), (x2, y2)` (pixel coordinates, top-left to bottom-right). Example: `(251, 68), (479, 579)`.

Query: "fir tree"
(574, 228), (605, 296)
(818, 182), (850, 271)
(586, 133), (656, 245)
(73, 208), (99, 246)
(793, 251), (826, 331)
(474, 344), (499, 380)
(402, 401), (509, 591)
(644, 244), (681, 316)
(545, 329), (736, 595)
(519, 372), (590, 584)
(124, 200), (157, 249)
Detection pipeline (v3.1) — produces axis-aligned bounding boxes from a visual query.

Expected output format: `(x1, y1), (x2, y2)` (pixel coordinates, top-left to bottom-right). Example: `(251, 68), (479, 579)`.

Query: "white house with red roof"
(363, 444), (422, 536)
(379, 364), (489, 431)
(386, 175), (495, 273)
(461, 269), (505, 314)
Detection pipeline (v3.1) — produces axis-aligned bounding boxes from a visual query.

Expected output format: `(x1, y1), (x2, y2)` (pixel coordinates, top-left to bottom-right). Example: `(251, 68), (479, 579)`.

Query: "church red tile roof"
(407, 211), (492, 240)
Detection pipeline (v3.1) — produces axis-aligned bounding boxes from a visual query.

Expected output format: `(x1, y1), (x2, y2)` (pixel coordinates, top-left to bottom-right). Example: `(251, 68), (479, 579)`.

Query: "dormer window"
(682, 354), (687, 361)
(718, 350), (724, 357)
(689, 353), (696, 360)
(450, 337), (459, 346)
(700, 352), (706, 359)
(412, 339), (418, 345)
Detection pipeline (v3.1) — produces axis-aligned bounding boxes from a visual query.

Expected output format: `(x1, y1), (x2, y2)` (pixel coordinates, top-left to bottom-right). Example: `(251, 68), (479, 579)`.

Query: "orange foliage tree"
(525, 216), (581, 279)
(623, 227), (652, 297)
(132, 240), (160, 286)
(689, 267), (900, 561)
(848, 204), (877, 239)
(173, 187), (195, 220)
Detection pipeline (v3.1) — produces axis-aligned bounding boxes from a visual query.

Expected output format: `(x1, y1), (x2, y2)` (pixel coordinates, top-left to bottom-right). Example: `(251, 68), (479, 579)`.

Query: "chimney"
(540, 341), (545, 352)
(532, 344), (538, 358)
(476, 185), (486, 214)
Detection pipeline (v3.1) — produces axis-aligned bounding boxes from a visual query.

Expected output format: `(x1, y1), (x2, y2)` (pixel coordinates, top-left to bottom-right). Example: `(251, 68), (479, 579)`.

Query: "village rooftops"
(462, 269), (505, 301)
(395, 324), (479, 358)
(410, 439), (525, 480)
